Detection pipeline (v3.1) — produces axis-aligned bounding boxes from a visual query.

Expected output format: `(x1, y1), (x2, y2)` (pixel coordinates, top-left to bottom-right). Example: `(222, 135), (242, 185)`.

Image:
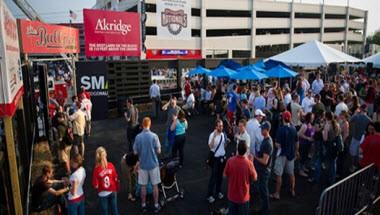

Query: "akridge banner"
(76, 61), (108, 121)
(83, 9), (141, 57)
(0, 1), (23, 117)
(18, 19), (80, 54)
(156, 0), (191, 40)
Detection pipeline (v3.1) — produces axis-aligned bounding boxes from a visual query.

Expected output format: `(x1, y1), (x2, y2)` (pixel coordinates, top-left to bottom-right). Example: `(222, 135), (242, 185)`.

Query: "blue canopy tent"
(253, 59), (266, 69)
(208, 65), (237, 78)
(264, 59), (292, 70)
(265, 65), (298, 78)
(242, 64), (266, 73)
(188, 66), (211, 77)
(231, 67), (268, 80)
(218, 59), (242, 70)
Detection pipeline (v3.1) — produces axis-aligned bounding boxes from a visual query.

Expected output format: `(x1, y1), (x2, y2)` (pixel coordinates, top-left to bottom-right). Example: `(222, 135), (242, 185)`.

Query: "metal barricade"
(316, 164), (380, 215)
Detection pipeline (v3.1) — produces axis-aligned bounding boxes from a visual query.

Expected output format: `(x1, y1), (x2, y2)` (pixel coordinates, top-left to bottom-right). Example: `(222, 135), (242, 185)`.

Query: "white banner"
(0, 1), (23, 116)
(156, 0), (191, 40)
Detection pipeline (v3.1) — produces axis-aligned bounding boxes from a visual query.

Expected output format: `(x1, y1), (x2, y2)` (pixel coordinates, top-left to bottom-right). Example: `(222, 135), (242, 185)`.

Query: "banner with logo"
(83, 9), (141, 57)
(0, 1), (23, 117)
(18, 19), (80, 54)
(76, 61), (108, 120)
(156, 0), (191, 40)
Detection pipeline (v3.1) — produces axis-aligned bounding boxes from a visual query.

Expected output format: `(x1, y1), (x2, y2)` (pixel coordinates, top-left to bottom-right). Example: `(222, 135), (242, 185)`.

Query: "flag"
(69, 10), (77, 20)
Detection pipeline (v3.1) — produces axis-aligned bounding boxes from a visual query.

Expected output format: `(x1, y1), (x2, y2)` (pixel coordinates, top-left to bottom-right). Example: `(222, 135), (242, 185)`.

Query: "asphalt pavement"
(83, 112), (321, 215)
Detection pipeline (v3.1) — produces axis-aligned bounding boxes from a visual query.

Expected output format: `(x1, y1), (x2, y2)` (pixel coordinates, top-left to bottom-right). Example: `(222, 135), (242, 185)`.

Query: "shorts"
(73, 135), (84, 146)
(138, 167), (161, 186)
(349, 138), (361, 157)
(273, 156), (295, 176)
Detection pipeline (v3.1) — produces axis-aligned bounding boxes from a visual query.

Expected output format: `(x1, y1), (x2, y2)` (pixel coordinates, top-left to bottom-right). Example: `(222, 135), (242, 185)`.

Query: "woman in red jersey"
(92, 147), (120, 215)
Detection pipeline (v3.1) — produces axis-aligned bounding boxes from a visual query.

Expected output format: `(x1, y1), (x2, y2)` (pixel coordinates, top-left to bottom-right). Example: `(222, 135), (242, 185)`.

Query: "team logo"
(161, 8), (187, 35)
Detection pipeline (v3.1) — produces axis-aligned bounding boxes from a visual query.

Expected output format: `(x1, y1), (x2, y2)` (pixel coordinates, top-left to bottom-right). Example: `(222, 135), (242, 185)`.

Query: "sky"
(4, 0), (380, 35)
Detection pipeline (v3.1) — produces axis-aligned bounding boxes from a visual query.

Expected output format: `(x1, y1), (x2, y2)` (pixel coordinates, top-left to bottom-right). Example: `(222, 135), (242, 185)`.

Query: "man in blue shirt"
(227, 85), (240, 123)
(134, 117), (162, 213)
(270, 111), (298, 200)
(254, 90), (266, 111)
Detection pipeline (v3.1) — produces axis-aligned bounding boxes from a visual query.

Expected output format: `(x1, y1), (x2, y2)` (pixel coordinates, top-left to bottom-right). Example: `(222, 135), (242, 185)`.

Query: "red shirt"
(224, 155), (257, 204)
(360, 134), (380, 168)
(92, 163), (119, 193)
(184, 81), (191, 97)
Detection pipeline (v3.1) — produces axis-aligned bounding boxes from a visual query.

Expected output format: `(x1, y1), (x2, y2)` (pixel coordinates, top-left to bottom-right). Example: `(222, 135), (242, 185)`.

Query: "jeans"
(228, 201), (249, 215)
(326, 158), (337, 186)
(172, 134), (186, 165)
(151, 98), (160, 118)
(207, 158), (224, 197)
(68, 199), (85, 215)
(258, 170), (270, 215)
(99, 192), (119, 215)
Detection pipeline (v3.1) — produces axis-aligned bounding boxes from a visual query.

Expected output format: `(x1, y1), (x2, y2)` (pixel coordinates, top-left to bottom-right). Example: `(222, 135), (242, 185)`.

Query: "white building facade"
(94, 0), (367, 59)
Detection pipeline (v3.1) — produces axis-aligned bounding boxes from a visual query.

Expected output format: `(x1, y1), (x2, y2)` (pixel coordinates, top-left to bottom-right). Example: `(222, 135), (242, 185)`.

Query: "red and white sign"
(146, 49), (202, 59)
(0, 1), (23, 117)
(18, 19), (80, 54)
(83, 9), (141, 57)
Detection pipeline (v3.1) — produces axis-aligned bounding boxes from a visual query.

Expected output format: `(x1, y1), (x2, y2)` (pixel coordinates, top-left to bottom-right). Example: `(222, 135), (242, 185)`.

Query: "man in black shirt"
(254, 121), (273, 215)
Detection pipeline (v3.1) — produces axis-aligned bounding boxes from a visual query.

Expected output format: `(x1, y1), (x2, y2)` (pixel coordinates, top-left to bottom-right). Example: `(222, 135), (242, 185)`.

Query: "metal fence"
(316, 164), (380, 215)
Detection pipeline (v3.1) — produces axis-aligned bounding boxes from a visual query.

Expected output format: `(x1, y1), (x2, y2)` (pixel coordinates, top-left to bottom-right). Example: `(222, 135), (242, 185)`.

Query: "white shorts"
(273, 156), (295, 176)
(138, 167), (161, 186)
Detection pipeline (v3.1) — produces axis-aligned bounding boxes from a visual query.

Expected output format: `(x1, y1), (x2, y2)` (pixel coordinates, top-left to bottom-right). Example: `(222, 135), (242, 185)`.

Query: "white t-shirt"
(235, 130), (251, 156)
(68, 167), (86, 200)
(312, 79), (324, 95)
(81, 98), (92, 121)
(186, 93), (195, 107)
(302, 97), (315, 113)
(246, 118), (263, 156)
(208, 131), (226, 157)
(284, 93), (292, 106)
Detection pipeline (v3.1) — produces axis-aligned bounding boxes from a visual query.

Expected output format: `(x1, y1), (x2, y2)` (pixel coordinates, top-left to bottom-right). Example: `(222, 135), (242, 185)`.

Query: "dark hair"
(242, 99), (248, 105)
(237, 141), (247, 156)
(325, 112), (339, 132)
(42, 164), (53, 176)
(153, 80), (156, 84)
(233, 85), (237, 91)
(337, 94), (344, 102)
(72, 95), (78, 102)
(71, 154), (83, 167)
(178, 110), (186, 120)
(304, 112), (313, 124)
(239, 119), (247, 126)
(215, 119), (223, 127)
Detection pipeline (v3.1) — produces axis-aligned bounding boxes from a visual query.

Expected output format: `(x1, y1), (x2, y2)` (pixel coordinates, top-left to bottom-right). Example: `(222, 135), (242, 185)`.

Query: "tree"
(367, 30), (380, 45)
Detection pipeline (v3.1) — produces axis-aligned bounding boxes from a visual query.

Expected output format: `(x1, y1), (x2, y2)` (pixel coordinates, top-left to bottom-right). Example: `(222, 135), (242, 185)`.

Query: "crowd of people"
(31, 65), (380, 215)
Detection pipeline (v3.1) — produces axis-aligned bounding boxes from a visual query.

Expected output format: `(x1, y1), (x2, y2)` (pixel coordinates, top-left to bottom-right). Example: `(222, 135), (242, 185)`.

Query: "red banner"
(83, 9), (141, 57)
(18, 19), (79, 54)
(146, 49), (202, 59)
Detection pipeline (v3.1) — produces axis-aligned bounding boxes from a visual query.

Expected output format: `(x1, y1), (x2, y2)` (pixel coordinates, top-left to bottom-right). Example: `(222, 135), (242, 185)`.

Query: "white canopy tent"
(363, 52), (380, 68)
(267, 40), (361, 67)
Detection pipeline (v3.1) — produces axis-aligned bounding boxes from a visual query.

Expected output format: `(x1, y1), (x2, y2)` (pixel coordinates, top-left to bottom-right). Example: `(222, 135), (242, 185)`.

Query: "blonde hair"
(95, 147), (108, 169)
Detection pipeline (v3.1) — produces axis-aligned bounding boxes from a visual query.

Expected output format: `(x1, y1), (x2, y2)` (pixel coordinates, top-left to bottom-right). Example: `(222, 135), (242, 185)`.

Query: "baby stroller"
(159, 158), (184, 206)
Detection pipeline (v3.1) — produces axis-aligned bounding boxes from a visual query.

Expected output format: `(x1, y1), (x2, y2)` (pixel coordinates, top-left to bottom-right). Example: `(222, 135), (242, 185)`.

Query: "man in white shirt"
(149, 80), (161, 118)
(235, 119), (251, 156)
(207, 119), (227, 203)
(246, 109), (265, 156)
(284, 88), (292, 106)
(301, 72), (310, 92)
(301, 90), (315, 113)
(69, 102), (86, 157)
(335, 94), (349, 116)
(311, 73), (324, 95)
(80, 94), (92, 137)
(182, 91), (195, 116)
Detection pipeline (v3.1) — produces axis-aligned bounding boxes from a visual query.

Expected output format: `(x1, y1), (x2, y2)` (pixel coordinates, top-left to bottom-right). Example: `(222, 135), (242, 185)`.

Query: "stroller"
(159, 158), (184, 206)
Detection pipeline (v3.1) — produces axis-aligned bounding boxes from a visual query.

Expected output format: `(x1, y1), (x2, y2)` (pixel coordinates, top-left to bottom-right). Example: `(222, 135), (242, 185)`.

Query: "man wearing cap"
(271, 111), (298, 199)
(246, 109), (265, 156)
(254, 121), (273, 215)
(349, 104), (372, 172)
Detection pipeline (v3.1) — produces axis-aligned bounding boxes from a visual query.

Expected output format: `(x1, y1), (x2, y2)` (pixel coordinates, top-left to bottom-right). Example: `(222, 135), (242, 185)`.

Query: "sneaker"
(141, 206), (147, 213)
(217, 192), (224, 200)
(207, 196), (215, 203)
(154, 205), (161, 214)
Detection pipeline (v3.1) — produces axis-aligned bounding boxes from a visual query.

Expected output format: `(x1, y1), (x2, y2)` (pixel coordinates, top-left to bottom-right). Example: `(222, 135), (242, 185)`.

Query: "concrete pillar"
(250, 0), (257, 58)
(228, 49), (233, 59)
(289, 0), (295, 49)
(362, 10), (368, 58)
(344, 6), (350, 53)
(320, 3), (325, 42)
(201, 0), (207, 58)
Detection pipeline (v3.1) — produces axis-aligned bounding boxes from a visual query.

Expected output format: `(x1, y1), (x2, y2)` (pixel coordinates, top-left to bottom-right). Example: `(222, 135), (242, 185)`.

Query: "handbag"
(206, 133), (224, 167)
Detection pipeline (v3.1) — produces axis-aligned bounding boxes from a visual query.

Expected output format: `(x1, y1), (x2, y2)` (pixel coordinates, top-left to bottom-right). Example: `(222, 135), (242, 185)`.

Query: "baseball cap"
(255, 109), (266, 117)
(260, 121), (271, 131)
(283, 111), (292, 122)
